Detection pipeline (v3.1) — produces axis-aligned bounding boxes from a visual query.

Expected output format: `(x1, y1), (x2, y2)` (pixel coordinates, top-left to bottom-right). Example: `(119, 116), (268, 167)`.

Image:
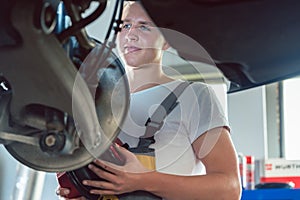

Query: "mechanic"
(57, 1), (241, 200)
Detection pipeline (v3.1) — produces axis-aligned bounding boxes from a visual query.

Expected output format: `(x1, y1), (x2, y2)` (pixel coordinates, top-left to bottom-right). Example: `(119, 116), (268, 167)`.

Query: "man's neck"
(126, 64), (174, 93)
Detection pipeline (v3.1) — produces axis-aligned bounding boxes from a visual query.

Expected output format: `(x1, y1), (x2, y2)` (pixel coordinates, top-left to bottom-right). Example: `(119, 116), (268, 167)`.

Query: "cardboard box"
(260, 158), (300, 188)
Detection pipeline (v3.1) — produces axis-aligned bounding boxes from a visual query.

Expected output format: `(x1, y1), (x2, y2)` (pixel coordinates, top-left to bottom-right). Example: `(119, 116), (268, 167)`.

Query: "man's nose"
(125, 27), (138, 41)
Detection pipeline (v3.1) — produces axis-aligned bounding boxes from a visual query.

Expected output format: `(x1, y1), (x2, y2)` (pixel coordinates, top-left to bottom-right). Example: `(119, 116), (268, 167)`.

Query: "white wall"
(0, 145), (18, 200)
(83, 0), (117, 42)
(228, 86), (268, 160)
(0, 145), (58, 200)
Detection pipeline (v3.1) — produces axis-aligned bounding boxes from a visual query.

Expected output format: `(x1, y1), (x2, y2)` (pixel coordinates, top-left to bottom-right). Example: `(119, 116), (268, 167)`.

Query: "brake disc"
(3, 43), (129, 172)
(0, 0), (129, 172)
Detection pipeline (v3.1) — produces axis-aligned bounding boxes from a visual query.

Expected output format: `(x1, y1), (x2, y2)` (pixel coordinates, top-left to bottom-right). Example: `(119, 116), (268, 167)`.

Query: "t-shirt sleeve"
(188, 83), (230, 143)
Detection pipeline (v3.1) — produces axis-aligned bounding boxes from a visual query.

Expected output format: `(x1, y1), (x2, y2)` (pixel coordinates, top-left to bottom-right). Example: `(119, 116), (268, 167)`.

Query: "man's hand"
(55, 187), (86, 200)
(82, 145), (151, 196)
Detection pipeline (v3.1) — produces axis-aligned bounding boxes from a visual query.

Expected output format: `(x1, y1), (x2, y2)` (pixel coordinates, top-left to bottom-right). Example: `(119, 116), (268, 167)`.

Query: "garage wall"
(0, 145), (58, 200)
(228, 86), (268, 160)
(0, 145), (17, 200)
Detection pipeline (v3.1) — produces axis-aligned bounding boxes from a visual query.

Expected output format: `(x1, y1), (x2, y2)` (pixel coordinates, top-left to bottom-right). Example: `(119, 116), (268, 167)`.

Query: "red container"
(246, 156), (255, 190)
(238, 154), (247, 189)
(57, 172), (81, 199)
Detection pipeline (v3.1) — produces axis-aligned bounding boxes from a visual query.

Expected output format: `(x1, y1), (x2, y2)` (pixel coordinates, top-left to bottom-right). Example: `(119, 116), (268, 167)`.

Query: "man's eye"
(122, 23), (131, 30)
(139, 25), (150, 31)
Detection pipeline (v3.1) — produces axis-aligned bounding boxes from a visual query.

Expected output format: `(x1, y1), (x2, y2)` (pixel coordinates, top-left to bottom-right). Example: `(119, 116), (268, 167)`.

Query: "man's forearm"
(137, 171), (241, 200)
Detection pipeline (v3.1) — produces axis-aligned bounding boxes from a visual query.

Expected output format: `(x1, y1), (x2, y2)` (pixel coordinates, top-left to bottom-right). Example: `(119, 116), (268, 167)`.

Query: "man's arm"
(83, 127), (241, 200)
(139, 127), (241, 200)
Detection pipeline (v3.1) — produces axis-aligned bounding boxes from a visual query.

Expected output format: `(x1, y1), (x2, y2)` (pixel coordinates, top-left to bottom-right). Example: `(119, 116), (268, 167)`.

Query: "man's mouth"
(124, 46), (142, 54)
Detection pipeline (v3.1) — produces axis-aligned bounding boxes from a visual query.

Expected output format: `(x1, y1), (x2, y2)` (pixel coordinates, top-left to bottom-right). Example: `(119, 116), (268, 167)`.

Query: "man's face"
(117, 3), (168, 68)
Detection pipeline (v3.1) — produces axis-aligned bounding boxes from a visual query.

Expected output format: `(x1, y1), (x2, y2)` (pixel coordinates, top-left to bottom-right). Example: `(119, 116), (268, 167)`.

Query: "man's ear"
(162, 41), (170, 50)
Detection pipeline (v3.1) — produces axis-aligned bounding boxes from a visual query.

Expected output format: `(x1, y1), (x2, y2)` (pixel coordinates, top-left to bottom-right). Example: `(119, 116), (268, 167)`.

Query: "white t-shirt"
(118, 80), (229, 176)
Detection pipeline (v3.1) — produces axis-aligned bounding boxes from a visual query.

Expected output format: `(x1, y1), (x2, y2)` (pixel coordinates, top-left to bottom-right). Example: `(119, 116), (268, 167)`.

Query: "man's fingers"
(87, 163), (119, 183)
(56, 187), (70, 196)
(83, 179), (115, 190)
(93, 159), (122, 173)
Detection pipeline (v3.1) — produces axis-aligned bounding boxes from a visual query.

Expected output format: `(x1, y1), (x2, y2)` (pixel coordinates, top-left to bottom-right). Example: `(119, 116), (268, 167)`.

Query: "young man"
(57, 2), (241, 200)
